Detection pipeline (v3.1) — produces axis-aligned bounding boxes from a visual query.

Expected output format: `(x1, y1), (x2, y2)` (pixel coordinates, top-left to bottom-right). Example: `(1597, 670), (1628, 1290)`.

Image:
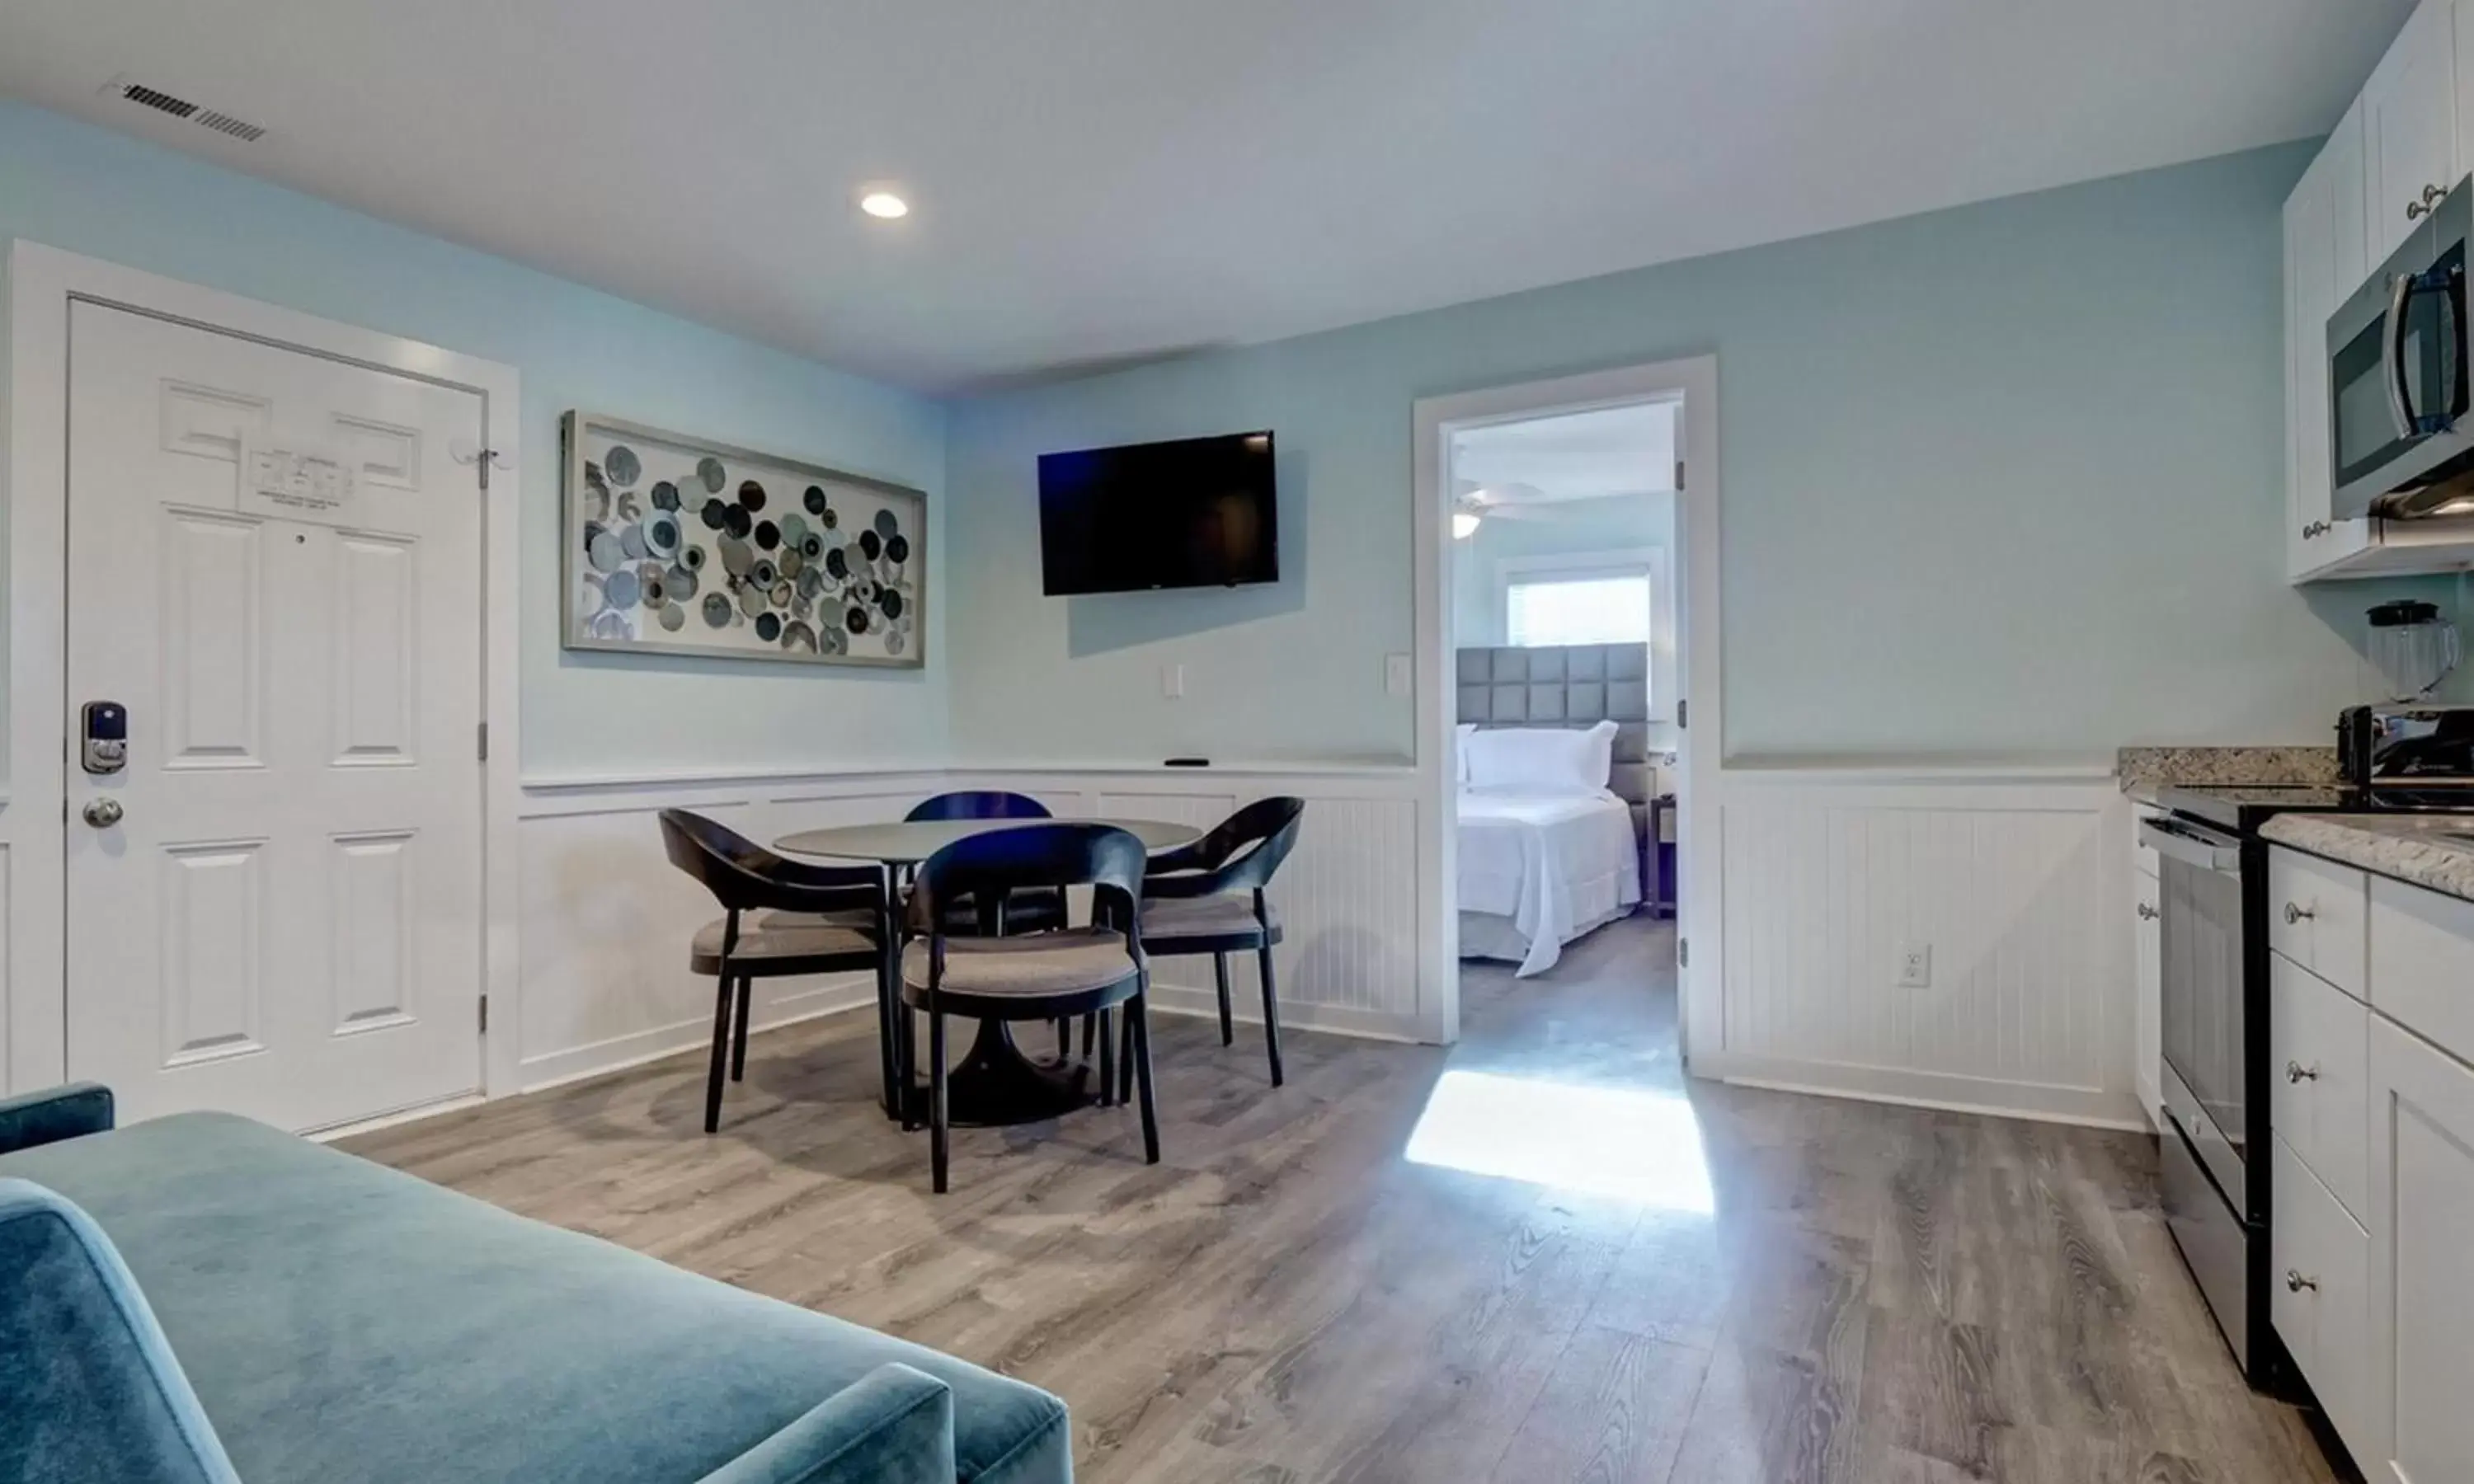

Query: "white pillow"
(1463, 721), (1617, 793)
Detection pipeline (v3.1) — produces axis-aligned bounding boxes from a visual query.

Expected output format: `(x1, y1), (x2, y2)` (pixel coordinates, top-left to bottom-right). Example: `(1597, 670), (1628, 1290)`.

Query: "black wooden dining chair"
(658, 809), (894, 1134)
(1130, 797), (1305, 1089)
(904, 792), (1069, 937)
(902, 823), (1157, 1193)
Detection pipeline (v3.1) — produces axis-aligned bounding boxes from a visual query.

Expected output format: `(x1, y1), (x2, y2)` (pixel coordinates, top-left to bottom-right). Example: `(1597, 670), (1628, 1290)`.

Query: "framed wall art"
(562, 411), (925, 668)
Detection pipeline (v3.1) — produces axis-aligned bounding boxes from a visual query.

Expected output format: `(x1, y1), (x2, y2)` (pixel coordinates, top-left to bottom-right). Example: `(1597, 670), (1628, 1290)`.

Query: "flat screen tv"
(1037, 430), (1277, 595)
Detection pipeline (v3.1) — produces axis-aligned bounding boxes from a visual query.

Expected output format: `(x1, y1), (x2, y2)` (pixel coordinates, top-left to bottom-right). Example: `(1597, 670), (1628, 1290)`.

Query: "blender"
(2366, 599), (2462, 702)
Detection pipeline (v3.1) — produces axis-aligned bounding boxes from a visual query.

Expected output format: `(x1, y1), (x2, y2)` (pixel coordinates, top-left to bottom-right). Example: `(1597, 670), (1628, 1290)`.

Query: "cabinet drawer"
(2268, 850), (2368, 999)
(2271, 1134), (2371, 1458)
(2271, 953), (2370, 1219)
(2371, 876), (2474, 1068)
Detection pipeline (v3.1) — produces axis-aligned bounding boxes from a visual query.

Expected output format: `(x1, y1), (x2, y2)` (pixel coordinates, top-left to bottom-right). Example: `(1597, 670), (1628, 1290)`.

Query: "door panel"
(2369, 1016), (2474, 1479)
(65, 301), (486, 1132)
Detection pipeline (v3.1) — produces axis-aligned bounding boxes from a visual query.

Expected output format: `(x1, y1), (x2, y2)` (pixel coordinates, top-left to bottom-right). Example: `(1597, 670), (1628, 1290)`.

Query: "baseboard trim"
(1143, 982), (1432, 1045)
(517, 979), (880, 1094)
(1693, 1051), (2146, 1132)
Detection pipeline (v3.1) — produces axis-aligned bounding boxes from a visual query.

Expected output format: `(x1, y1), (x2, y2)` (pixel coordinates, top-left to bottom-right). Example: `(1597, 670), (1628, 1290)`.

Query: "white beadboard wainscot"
(515, 768), (945, 1091)
(1692, 768), (2140, 1128)
(956, 767), (1428, 1043)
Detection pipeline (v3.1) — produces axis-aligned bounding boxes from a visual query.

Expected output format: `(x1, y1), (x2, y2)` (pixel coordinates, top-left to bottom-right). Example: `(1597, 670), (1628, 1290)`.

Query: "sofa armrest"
(0, 1178), (242, 1484)
(0, 1082), (114, 1157)
(695, 1363), (956, 1484)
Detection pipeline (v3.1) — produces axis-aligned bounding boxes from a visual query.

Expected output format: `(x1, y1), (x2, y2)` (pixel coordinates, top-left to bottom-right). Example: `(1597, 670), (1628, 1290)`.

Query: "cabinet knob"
(2286, 1060), (2320, 1083)
(2286, 1268), (2319, 1294)
(2411, 200), (2431, 221)
(2137, 902), (2159, 921)
(2283, 902), (2315, 926)
(2425, 182), (2450, 206)
(2301, 519), (2331, 539)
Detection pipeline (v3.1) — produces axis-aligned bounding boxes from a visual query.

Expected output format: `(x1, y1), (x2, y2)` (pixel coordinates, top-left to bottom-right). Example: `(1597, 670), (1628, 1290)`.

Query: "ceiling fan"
(1451, 480), (1560, 538)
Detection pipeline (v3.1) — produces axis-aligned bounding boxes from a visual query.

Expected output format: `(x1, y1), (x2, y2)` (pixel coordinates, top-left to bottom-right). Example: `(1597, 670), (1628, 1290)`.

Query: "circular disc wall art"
(565, 412), (926, 666)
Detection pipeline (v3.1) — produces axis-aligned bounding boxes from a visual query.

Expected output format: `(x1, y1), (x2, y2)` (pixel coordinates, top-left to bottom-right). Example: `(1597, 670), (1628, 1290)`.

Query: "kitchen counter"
(2117, 745), (2336, 805)
(2261, 813), (2474, 904)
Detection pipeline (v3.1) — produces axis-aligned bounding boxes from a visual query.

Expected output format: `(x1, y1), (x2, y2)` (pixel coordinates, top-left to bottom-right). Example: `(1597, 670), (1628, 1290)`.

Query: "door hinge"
(1677, 698), (1687, 730)
(1675, 458), (1686, 491)
(1677, 937), (1690, 968)
(477, 995), (489, 1034)
(477, 452), (498, 492)
(477, 721), (488, 762)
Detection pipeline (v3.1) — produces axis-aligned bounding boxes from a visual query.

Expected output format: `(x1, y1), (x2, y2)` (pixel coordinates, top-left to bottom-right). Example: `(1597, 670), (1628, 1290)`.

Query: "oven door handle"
(2139, 817), (2243, 873)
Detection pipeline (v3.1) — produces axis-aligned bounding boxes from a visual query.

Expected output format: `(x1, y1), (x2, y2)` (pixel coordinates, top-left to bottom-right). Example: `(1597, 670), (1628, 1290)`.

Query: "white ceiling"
(0, 0), (2415, 392)
(1453, 404), (1676, 502)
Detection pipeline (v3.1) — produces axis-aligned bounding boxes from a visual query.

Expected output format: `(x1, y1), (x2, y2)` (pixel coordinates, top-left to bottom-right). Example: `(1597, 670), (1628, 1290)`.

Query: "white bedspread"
(1456, 787), (1642, 977)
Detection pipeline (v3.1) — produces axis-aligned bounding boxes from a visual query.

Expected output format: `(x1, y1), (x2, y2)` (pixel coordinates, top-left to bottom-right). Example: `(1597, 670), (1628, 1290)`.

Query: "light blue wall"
(949, 142), (2470, 766)
(0, 102), (948, 778)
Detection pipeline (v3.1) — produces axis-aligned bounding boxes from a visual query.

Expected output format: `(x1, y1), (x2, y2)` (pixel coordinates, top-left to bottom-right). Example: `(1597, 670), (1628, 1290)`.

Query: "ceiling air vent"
(101, 76), (266, 143)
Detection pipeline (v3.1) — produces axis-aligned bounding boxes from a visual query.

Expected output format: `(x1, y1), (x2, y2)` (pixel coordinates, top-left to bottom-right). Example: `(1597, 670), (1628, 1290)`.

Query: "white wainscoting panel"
(1697, 773), (2138, 1127)
(966, 770), (1427, 1041)
(514, 771), (943, 1091)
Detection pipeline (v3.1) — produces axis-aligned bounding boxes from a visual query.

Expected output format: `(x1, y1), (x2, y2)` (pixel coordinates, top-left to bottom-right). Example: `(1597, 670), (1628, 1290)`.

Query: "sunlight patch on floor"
(1404, 1068), (1715, 1211)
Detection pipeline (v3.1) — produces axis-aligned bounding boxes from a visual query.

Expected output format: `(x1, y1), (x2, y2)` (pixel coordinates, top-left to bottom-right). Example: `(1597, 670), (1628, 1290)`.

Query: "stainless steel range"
(2143, 785), (2319, 1386)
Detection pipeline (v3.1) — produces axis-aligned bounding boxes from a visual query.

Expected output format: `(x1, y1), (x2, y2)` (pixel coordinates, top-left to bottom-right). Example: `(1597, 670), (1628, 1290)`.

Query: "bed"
(1455, 644), (1655, 976)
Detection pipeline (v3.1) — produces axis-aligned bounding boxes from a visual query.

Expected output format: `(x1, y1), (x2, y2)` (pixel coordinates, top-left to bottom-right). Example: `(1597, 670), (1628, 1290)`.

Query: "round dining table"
(774, 816), (1202, 1128)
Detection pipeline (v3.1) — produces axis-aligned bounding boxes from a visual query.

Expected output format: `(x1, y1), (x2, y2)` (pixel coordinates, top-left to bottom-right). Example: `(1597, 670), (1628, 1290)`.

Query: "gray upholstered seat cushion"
(693, 911), (875, 964)
(1141, 895), (1277, 942)
(901, 928), (1137, 997)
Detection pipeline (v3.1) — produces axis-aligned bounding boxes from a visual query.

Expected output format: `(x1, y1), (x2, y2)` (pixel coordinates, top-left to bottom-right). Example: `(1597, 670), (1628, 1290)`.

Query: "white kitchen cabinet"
(2367, 1015), (2474, 1481)
(2273, 1134), (2373, 1462)
(2365, 0), (2461, 263)
(2288, 103), (2378, 582)
(2268, 850), (2369, 999)
(2133, 839), (2161, 1128)
(2284, 0), (2474, 581)
(2269, 953), (2370, 1219)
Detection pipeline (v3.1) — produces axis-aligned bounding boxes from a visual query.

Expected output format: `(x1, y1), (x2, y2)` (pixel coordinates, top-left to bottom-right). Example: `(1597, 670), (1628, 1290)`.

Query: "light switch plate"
(1163, 663), (1186, 699)
(1385, 652), (1412, 697)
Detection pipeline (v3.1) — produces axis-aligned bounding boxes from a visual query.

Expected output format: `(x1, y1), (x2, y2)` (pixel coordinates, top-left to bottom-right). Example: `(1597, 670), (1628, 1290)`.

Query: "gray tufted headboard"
(1456, 643), (1653, 841)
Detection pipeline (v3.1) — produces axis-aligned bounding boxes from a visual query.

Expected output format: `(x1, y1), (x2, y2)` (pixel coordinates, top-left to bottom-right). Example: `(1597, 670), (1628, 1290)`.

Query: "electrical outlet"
(1385, 652), (1413, 698)
(1162, 663), (1185, 699)
(1898, 942), (1932, 989)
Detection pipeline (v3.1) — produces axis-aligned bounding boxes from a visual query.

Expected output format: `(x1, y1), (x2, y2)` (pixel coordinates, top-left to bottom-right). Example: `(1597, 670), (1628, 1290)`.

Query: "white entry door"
(64, 301), (487, 1132)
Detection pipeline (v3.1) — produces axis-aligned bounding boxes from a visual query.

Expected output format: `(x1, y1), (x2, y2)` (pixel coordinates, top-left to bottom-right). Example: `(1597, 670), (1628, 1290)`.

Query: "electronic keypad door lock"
(81, 701), (128, 775)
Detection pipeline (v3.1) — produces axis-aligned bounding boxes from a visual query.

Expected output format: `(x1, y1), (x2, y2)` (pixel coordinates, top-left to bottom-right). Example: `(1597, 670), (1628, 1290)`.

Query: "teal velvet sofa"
(0, 1085), (1070, 1484)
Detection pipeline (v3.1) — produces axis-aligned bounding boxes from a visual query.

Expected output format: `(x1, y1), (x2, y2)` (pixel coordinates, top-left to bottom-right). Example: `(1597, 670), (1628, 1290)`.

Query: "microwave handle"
(2390, 268), (2418, 441)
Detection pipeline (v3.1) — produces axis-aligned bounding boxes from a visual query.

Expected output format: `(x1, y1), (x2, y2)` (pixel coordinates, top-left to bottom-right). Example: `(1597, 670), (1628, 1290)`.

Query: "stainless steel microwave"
(2334, 175), (2474, 520)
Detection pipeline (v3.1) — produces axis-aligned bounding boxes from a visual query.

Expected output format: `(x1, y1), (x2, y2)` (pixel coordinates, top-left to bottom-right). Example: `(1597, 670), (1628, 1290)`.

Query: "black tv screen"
(1037, 430), (1277, 595)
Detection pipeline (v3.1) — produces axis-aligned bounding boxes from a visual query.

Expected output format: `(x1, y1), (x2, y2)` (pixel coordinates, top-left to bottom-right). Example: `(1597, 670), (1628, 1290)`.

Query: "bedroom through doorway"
(1444, 397), (1681, 1045)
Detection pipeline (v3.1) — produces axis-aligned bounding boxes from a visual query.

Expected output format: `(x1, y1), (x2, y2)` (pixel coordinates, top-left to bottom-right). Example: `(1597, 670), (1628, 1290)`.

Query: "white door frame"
(3, 240), (524, 1103)
(1411, 355), (1720, 1059)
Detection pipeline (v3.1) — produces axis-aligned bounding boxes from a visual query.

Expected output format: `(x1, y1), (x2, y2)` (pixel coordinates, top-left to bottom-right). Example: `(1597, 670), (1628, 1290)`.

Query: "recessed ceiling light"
(858, 189), (910, 220)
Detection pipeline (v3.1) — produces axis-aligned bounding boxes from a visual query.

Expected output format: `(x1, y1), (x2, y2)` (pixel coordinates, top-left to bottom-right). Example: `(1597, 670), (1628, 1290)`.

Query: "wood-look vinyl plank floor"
(346, 919), (2340, 1483)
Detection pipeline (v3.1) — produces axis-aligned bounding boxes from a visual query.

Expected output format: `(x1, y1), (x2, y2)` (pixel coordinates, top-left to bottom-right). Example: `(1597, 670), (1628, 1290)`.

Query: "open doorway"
(1450, 404), (1677, 1024)
(1411, 357), (1718, 1068)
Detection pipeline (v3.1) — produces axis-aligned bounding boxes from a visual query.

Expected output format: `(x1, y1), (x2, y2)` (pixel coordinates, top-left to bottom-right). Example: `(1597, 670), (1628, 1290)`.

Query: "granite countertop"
(2261, 814), (2474, 903)
(2117, 745), (2339, 806)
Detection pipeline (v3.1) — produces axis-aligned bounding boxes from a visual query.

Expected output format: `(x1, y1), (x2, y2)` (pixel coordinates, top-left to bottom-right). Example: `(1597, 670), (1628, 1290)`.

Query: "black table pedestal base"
(893, 1017), (1096, 1129)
